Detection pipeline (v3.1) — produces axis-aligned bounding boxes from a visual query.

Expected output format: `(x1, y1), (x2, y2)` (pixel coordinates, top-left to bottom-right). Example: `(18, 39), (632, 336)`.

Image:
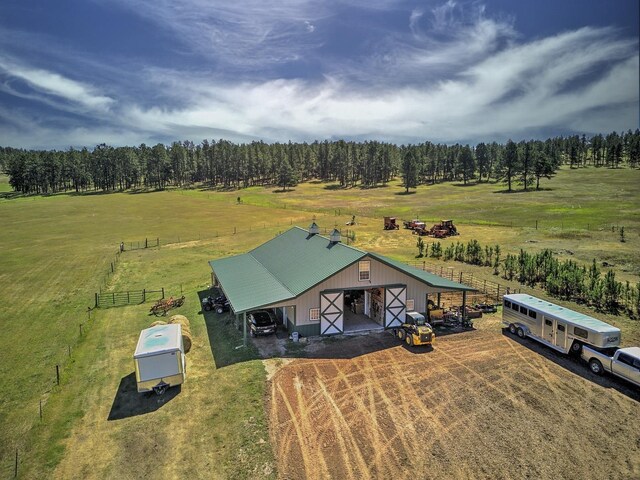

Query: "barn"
(209, 224), (474, 338)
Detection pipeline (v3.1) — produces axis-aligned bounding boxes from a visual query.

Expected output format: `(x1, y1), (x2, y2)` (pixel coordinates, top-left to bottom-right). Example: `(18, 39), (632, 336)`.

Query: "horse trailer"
(502, 294), (621, 354)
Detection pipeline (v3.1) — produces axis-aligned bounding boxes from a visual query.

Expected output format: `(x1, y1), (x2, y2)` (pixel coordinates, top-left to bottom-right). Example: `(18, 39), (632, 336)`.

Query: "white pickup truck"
(581, 346), (640, 387)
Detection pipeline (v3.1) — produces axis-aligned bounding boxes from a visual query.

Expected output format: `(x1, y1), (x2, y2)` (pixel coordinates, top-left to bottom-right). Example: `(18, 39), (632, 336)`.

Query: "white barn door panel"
(320, 291), (344, 335)
(385, 286), (406, 328)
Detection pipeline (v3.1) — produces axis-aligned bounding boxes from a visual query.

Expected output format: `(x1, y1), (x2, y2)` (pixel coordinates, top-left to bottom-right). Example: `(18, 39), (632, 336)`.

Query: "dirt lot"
(267, 316), (640, 480)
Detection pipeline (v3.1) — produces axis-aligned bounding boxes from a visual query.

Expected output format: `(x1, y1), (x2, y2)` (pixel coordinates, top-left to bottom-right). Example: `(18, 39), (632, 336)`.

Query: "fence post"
(68, 345), (71, 357)
(496, 285), (500, 302)
(157, 237), (159, 247)
(483, 279), (487, 293)
(40, 400), (43, 421)
(143, 289), (146, 302)
(79, 324), (83, 336)
(459, 272), (463, 283)
(127, 291), (130, 303)
(145, 238), (148, 248)
(111, 262), (114, 273)
(535, 220), (538, 230)
(112, 292), (115, 305)
(162, 287), (165, 299)
(95, 293), (98, 308)
(15, 448), (18, 478)
(56, 365), (60, 385)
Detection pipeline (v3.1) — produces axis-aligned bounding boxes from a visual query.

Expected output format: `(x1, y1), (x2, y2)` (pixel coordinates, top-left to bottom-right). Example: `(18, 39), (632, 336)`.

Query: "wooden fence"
(94, 288), (164, 308)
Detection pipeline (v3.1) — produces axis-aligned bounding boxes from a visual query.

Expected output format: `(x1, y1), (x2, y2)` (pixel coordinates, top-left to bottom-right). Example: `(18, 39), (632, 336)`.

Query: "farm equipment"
(403, 219), (426, 231)
(383, 217), (400, 230)
(202, 293), (230, 314)
(149, 296), (185, 316)
(427, 220), (459, 238)
(393, 312), (435, 347)
(426, 301), (445, 326)
(475, 303), (498, 314)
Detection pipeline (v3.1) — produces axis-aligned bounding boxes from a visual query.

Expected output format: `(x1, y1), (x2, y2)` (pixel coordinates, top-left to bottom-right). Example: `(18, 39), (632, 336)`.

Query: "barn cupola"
(309, 221), (320, 235)
(329, 228), (341, 244)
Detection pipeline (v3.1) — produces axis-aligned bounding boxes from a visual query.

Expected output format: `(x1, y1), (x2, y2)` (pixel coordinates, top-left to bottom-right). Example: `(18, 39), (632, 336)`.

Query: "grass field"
(0, 167), (639, 478)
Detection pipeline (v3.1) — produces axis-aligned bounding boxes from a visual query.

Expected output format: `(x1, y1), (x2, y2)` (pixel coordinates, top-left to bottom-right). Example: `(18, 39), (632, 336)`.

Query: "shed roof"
(367, 253), (476, 292)
(134, 324), (182, 358)
(210, 227), (474, 314)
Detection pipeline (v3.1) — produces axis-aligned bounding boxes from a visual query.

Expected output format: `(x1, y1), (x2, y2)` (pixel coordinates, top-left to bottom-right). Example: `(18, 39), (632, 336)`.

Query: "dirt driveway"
(267, 316), (640, 480)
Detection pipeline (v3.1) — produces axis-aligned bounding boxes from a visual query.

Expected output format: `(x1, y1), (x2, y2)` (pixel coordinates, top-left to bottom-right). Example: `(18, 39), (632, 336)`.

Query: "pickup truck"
(581, 346), (640, 387)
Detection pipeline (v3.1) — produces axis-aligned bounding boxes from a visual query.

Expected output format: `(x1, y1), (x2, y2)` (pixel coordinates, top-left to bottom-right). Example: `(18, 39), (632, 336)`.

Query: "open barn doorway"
(343, 289), (384, 334)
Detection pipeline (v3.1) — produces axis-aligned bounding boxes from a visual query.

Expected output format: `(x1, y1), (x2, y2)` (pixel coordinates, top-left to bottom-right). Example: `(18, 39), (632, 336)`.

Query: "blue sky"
(0, 0), (638, 149)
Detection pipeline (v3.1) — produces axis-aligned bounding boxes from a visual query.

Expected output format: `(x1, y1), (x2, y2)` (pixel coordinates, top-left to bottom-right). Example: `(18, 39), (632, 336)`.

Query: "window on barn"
(309, 308), (320, 322)
(406, 299), (414, 311)
(358, 261), (370, 281)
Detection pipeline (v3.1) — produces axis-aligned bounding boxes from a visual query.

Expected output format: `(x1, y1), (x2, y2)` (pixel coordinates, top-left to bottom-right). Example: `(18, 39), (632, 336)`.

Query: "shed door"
(385, 286), (406, 328)
(320, 291), (344, 335)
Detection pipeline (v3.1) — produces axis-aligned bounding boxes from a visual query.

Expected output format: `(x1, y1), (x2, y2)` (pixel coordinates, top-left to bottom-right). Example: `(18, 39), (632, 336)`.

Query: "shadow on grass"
(198, 289), (261, 369)
(272, 188), (296, 193)
(107, 372), (181, 421)
(502, 331), (640, 402)
(394, 190), (417, 195)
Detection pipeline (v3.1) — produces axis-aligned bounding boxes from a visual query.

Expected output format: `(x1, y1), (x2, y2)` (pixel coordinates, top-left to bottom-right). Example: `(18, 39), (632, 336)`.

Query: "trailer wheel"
(216, 306), (224, 314)
(508, 324), (517, 335)
(589, 359), (604, 375)
(570, 341), (582, 355)
(516, 327), (525, 339)
(405, 334), (413, 346)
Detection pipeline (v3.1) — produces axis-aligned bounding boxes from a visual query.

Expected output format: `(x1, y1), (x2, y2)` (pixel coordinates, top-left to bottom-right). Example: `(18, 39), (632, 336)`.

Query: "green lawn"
(0, 166), (639, 477)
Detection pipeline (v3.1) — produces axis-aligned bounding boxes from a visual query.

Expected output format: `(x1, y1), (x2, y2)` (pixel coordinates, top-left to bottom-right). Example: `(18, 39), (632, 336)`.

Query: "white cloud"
(0, 57), (114, 112)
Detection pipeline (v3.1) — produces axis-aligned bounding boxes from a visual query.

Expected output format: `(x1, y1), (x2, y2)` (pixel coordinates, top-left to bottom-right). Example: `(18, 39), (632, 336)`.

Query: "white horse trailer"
(502, 294), (621, 354)
(134, 324), (186, 395)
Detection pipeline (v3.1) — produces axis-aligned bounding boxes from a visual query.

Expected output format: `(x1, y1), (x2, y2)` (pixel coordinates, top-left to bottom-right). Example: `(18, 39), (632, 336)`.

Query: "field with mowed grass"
(0, 166), (639, 478)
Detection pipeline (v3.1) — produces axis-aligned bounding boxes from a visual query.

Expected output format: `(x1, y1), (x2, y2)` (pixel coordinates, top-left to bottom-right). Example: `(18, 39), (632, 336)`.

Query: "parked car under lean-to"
(248, 310), (277, 337)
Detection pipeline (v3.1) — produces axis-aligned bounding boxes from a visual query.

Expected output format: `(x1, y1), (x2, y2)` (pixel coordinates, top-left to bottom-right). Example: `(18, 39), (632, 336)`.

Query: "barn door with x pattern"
(385, 286), (406, 328)
(320, 291), (344, 335)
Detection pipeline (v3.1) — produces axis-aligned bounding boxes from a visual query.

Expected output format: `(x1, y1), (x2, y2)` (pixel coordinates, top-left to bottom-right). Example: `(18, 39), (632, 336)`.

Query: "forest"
(1, 130), (639, 195)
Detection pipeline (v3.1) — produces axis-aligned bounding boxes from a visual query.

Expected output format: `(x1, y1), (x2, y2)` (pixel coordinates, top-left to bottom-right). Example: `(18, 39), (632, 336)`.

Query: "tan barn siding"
(293, 256), (439, 327)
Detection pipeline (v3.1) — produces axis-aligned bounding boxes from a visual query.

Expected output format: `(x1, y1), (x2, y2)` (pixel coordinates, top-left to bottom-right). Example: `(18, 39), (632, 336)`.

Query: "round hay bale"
(149, 320), (167, 328)
(182, 330), (192, 353)
(169, 314), (190, 328)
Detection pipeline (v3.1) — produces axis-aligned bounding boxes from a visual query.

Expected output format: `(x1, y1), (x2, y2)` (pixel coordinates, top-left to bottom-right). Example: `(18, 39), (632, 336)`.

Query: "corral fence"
(94, 288), (164, 308)
(121, 237), (159, 251)
(412, 262), (520, 305)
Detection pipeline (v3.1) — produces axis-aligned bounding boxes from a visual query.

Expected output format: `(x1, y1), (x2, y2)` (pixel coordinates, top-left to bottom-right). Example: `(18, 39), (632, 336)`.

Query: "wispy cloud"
(0, 56), (114, 112)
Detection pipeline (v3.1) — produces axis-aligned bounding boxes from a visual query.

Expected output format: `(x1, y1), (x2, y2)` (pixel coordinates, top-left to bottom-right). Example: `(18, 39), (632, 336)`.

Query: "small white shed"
(134, 324), (186, 395)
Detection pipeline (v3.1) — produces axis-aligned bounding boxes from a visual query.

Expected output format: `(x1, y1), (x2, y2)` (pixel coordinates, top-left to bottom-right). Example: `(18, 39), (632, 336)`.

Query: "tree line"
(419, 238), (640, 317)
(1, 130), (639, 195)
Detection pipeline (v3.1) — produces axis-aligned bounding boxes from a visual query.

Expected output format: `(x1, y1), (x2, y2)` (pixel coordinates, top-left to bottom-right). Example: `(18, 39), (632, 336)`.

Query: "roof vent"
(309, 221), (320, 235)
(329, 228), (341, 243)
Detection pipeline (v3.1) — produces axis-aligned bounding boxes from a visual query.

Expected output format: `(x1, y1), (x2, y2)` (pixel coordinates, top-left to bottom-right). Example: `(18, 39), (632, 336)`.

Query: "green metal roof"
(367, 253), (476, 292)
(210, 227), (474, 314)
(209, 253), (295, 314)
(250, 227), (366, 296)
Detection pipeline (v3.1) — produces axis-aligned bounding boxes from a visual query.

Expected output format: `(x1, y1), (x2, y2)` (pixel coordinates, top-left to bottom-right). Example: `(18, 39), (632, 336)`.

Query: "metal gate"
(385, 286), (406, 328)
(320, 291), (344, 335)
